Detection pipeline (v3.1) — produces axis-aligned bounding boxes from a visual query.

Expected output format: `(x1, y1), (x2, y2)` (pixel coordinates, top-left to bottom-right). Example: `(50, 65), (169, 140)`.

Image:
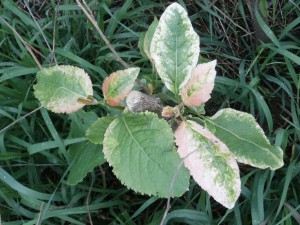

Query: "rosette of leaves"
(34, 3), (284, 209)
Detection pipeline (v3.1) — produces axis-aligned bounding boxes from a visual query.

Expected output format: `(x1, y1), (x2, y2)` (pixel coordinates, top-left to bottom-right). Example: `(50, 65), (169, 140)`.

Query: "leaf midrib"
(46, 80), (87, 98)
(121, 116), (169, 178)
(205, 118), (278, 160)
(174, 12), (178, 94)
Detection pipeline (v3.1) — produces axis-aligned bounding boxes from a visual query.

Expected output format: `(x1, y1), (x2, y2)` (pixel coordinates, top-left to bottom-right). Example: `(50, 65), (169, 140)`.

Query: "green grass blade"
(0, 167), (61, 201)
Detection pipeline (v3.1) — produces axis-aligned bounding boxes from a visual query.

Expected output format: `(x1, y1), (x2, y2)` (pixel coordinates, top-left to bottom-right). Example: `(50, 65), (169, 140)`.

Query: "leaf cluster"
(0, 0), (299, 224)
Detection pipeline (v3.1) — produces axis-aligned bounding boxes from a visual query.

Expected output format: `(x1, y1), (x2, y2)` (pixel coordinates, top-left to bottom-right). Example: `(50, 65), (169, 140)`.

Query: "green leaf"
(254, 3), (279, 47)
(86, 116), (115, 145)
(103, 111), (189, 197)
(102, 68), (140, 106)
(175, 120), (240, 209)
(67, 110), (105, 185)
(68, 110), (98, 138)
(150, 3), (200, 95)
(67, 143), (105, 185)
(187, 104), (206, 116)
(0, 152), (27, 160)
(138, 32), (147, 57)
(34, 65), (93, 114)
(205, 108), (284, 170)
(144, 17), (158, 63)
(258, 0), (269, 17)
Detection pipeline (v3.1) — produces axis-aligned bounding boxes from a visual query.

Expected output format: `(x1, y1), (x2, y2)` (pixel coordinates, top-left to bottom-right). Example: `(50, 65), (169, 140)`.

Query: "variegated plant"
(34, 3), (284, 209)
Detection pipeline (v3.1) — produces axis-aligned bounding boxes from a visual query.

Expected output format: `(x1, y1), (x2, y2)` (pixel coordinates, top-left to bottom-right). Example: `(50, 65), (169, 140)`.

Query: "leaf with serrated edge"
(34, 65), (93, 113)
(102, 68), (140, 106)
(206, 108), (284, 170)
(67, 110), (105, 185)
(144, 18), (158, 62)
(175, 120), (241, 209)
(67, 143), (105, 185)
(103, 111), (189, 197)
(86, 116), (114, 145)
(181, 60), (217, 106)
(150, 3), (200, 94)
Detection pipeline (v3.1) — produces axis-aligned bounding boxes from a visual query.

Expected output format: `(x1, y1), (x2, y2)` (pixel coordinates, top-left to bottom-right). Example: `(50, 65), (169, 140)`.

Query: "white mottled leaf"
(175, 120), (241, 209)
(150, 3), (200, 94)
(206, 108), (284, 170)
(102, 68), (140, 106)
(34, 65), (93, 113)
(181, 60), (217, 106)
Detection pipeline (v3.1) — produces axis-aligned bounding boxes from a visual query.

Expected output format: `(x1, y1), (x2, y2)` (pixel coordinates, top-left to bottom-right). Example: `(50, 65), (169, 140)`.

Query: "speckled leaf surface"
(206, 108), (284, 170)
(175, 120), (241, 209)
(181, 60), (217, 106)
(103, 111), (189, 197)
(86, 116), (114, 145)
(102, 68), (140, 106)
(150, 3), (200, 94)
(34, 65), (93, 114)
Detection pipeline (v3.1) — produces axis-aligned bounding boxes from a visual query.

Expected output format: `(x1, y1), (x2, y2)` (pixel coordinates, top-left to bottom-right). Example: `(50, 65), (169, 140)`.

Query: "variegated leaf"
(150, 3), (200, 94)
(34, 65), (93, 114)
(175, 120), (241, 209)
(144, 17), (158, 62)
(181, 60), (217, 106)
(206, 108), (284, 170)
(102, 68), (140, 106)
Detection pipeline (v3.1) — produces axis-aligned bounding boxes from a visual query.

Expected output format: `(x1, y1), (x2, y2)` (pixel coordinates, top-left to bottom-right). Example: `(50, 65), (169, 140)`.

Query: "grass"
(0, 0), (300, 224)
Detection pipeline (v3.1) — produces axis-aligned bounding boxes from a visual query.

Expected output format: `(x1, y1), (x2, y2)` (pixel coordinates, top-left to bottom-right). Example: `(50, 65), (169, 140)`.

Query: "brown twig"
(52, 0), (62, 65)
(0, 106), (43, 134)
(99, 166), (107, 188)
(86, 179), (94, 225)
(24, 0), (57, 65)
(0, 16), (42, 69)
(76, 0), (129, 69)
(36, 202), (45, 225)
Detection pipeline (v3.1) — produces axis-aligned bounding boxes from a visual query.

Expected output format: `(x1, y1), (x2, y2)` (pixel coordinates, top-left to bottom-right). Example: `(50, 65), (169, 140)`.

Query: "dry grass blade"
(0, 106), (43, 134)
(0, 15), (42, 69)
(36, 202), (45, 225)
(86, 179), (94, 225)
(24, 0), (57, 65)
(284, 202), (300, 223)
(75, 0), (129, 69)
